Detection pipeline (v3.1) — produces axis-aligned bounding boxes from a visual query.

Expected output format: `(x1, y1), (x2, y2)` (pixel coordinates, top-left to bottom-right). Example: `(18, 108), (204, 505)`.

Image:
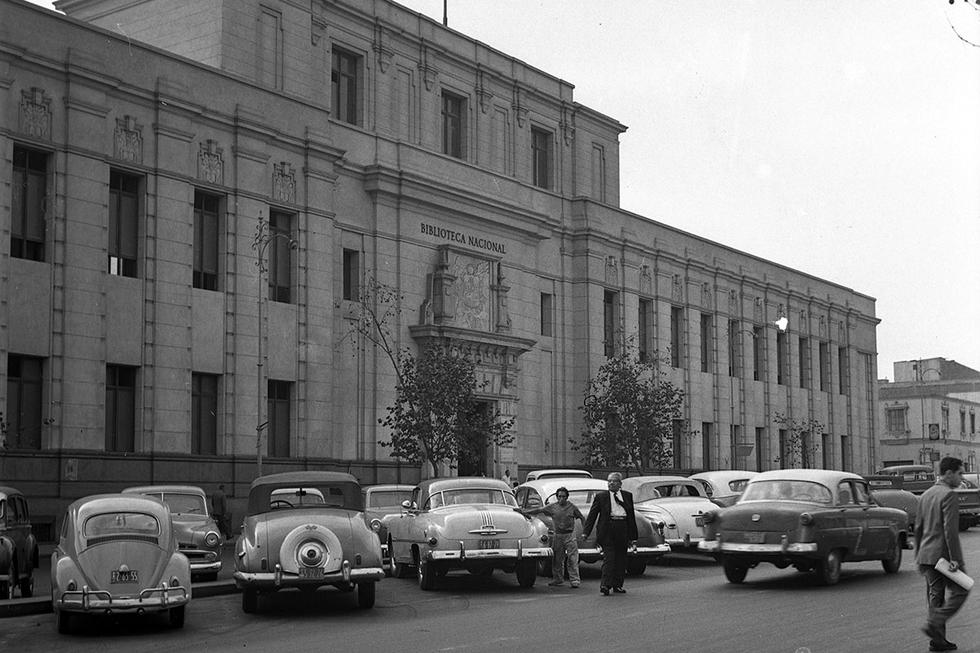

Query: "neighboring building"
(878, 358), (980, 472)
(1, 0), (880, 528)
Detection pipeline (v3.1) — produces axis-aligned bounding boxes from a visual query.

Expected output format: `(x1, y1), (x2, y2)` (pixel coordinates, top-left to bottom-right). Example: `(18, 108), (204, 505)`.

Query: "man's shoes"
(929, 641), (957, 652)
(922, 624), (944, 644)
(612, 587), (626, 594)
(600, 586), (610, 595)
(547, 580), (564, 586)
(570, 582), (580, 588)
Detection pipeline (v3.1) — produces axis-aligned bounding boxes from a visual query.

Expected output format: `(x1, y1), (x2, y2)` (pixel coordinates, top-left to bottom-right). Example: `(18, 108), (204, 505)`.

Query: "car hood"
(432, 504), (534, 537)
(76, 540), (169, 593)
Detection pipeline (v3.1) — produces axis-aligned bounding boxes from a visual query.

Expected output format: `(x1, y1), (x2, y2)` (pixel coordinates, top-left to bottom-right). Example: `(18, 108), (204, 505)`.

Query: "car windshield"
(270, 487), (330, 507)
(84, 512), (161, 537)
(367, 490), (412, 509)
(740, 480), (833, 504)
(160, 493), (206, 515)
(427, 488), (517, 509)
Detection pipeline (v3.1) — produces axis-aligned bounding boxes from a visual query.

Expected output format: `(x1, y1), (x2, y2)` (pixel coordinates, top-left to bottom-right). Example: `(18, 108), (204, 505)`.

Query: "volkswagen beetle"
(387, 477), (552, 590)
(0, 486), (39, 599)
(51, 493), (191, 633)
(122, 485), (222, 581)
(233, 471), (384, 612)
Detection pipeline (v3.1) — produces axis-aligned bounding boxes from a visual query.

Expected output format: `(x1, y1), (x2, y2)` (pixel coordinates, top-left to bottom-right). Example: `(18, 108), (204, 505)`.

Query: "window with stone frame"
(106, 365), (137, 452)
(193, 190), (221, 291)
(108, 170), (140, 277)
(11, 145), (47, 261)
(331, 47), (361, 126)
(5, 355), (43, 450)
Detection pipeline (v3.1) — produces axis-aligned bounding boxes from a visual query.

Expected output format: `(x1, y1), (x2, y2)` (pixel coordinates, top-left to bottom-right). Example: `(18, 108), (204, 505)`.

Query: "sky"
(27, 0), (980, 380)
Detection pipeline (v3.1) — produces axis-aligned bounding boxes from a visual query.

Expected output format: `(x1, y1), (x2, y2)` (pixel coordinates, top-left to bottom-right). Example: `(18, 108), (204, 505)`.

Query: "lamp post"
(251, 211), (297, 478)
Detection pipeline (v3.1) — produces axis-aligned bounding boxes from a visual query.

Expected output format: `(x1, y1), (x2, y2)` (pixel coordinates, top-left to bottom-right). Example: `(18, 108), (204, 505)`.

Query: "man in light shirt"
(582, 472), (637, 595)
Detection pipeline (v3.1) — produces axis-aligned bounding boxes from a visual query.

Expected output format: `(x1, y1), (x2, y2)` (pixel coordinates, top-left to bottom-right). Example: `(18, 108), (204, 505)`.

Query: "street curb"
(0, 581), (239, 619)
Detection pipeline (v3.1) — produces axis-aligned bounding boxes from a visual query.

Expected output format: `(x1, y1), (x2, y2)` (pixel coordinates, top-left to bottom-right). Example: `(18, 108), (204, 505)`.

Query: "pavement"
(0, 543), (240, 618)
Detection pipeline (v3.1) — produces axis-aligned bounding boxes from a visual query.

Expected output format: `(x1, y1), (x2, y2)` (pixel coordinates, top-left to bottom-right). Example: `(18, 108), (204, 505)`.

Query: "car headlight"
(427, 537), (438, 546)
(205, 531), (220, 547)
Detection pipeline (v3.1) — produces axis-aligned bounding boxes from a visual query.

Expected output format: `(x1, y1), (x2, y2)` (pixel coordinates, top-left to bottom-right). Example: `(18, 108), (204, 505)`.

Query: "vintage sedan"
(622, 476), (714, 551)
(698, 469), (910, 585)
(387, 477), (552, 590)
(362, 484), (414, 572)
(864, 474), (918, 534)
(51, 493), (191, 633)
(0, 486), (39, 599)
(690, 471), (759, 508)
(122, 485), (222, 581)
(523, 469), (593, 482)
(515, 477), (670, 576)
(234, 471), (384, 612)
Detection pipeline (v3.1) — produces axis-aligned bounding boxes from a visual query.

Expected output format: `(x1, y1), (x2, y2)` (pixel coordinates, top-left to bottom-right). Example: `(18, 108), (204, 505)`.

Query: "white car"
(523, 469), (593, 482)
(690, 471), (759, 508)
(621, 476), (714, 550)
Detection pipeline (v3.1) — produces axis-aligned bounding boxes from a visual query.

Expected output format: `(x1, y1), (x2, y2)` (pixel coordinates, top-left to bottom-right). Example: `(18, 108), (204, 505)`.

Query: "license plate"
(479, 539), (500, 549)
(695, 516), (705, 527)
(744, 531), (766, 544)
(298, 567), (324, 579)
(110, 570), (139, 584)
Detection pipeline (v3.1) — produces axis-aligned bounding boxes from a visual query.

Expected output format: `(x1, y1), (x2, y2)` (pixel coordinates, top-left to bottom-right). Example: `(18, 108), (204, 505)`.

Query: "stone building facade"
(1, 0), (879, 527)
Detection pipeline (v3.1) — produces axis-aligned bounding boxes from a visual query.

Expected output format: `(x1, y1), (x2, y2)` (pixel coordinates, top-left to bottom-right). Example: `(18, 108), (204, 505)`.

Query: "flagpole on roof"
(443, 0), (448, 26)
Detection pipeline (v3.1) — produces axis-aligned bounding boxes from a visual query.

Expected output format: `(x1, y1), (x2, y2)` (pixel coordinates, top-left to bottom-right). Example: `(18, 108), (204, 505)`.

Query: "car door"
(389, 487), (421, 562)
(854, 480), (893, 557)
(834, 481), (866, 559)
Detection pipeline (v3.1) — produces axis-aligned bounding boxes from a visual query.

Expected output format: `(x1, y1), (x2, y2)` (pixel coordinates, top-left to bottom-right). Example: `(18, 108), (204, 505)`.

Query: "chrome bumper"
(698, 540), (818, 554)
(234, 560), (385, 588)
(55, 584), (189, 613)
(577, 544), (671, 558)
(427, 541), (552, 561)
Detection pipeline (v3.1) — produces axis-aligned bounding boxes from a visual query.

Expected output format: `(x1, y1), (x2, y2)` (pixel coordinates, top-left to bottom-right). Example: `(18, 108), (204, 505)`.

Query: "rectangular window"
(822, 433), (831, 469)
(193, 191), (220, 291)
(885, 407), (907, 434)
(776, 332), (788, 385)
(332, 48), (360, 125)
(818, 341), (830, 392)
(441, 91), (465, 158)
(727, 319), (740, 377)
(838, 347), (849, 395)
(971, 412), (976, 434)
(257, 8), (282, 89)
(108, 170), (140, 277)
(840, 435), (851, 470)
(755, 427), (765, 471)
(960, 410), (966, 435)
(11, 146), (47, 261)
(672, 419), (684, 468)
(342, 248), (360, 301)
(540, 293), (554, 337)
(5, 355), (43, 450)
(700, 313), (712, 373)
(778, 428), (788, 468)
(106, 365), (136, 452)
(799, 337), (810, 388)
(670, 306), (683, 368)
(752, 326), (764, 381)
(191, 373), (218, 455)
(591, 144), (606, 202)
(531, 127), (552, 190)
(603, 291), (617, 358)
(267, 380), (291, 458)
(701, 422), (713, 470)
(638, 299), (652, 362)
(942, 404), (950, 438)
(268, 210), (293, 303)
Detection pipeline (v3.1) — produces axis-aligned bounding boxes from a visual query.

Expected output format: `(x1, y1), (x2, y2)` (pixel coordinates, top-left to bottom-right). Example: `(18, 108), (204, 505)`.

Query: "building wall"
(2, 0), (879, 524)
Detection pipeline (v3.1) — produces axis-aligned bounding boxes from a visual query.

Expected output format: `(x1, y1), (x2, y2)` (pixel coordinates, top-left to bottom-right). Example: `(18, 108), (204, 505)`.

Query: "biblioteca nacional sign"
(420, 222), (506, 255)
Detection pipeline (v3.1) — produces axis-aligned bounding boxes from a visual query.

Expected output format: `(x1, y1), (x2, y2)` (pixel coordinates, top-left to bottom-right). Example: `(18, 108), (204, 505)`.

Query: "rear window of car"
(740, 481), (833, 504)
(367, 490), (412, 509)
(271, 487), (330, 507)
(84, 512), (161, 538)
(728, 479), (751, 493)
(426, 489), (517, 509)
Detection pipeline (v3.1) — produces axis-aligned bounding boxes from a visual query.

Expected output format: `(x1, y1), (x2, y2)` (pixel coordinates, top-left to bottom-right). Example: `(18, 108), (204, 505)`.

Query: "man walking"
(523, 486), (585, 587)
(915, 456), (970, 652)
(211, 483), (230, 541)
(582, 472), (637, 595)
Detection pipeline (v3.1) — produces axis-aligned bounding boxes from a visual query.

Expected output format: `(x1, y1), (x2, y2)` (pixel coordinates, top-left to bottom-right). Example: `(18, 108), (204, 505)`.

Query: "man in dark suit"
(581, 471), (637, 595)
(915, 456), (969, 652)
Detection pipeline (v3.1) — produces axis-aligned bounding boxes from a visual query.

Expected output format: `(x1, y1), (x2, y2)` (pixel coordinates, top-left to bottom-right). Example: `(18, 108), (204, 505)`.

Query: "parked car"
(234, 471), (384, 612)
(874, 464), (936, 494)
(387, 477), (552, 590)
(362, 484), (414, 572)
(122, 485), (222, 581)
(51, 493), (191, 633)
(698, 469), (910, 585)
(690, 471), (759, 508)
(514, 477), (670, 576)
(868, 469), (978, 531)
(0, 486), (39, 599)
(863, 474), (918, 534)
(620, 476), (713, 551)
(524, 469), (593, 482)
(955, 477), (980, 531)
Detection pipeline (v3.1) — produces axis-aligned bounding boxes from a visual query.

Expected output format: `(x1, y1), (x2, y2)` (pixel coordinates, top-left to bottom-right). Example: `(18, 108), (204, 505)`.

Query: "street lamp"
(251, 210), (297, 478)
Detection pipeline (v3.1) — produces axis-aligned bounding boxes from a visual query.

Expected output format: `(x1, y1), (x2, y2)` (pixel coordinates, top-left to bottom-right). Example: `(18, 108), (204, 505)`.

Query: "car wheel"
(722, 561), (748, 584)
(881, 541), (902, 574)
(242, 588), (259, 613)
(516, 560), (537, 588)
(626, 559), (647, 576)
(355, 581), (376, 609)
(169, 605), (186, 629)
(18, 570), (33, 598)
(56, 610), (72, 635)
(816, 549), (842, 586)
(417, 558), (438, 591)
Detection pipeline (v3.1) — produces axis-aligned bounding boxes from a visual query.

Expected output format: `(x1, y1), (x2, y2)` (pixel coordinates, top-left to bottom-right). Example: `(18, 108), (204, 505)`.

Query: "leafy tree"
(573, 348), (686, 473)
(772, 412), (825, 468)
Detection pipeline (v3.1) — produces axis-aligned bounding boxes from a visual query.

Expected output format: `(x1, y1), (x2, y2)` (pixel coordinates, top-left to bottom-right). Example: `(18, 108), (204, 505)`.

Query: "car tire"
(722, 561), (748, 584)
(626, 559), (647, 576)
(355, 581), (376, 609)
(242, 588), (259, 613)
(417, 558), (438, 591)
(18, 570), (33, 598)
(816, 549), (842, 586)
(169, 605), (186, 629)
(881, 541), (902, 574)
(516, 560), (537, 588)
(56, 610), (72, 635)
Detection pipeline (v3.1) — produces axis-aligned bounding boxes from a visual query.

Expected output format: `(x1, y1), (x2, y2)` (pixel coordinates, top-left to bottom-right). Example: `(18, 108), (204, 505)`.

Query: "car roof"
(518, 477), (609, 496)
(690, 470), (759, 482)
(877, 465), (933, 473)
(362, 484), (414, 493)
(122, 485), (207, 496)
(416, 477), (512, 495)
(749, 469), (865, 486)
(621, 475), (697, 486)
(68, 493), (171, 518)
(525, 469), (593, 479)
(250, 471), (360, 489)
(0, 486), (24, 498)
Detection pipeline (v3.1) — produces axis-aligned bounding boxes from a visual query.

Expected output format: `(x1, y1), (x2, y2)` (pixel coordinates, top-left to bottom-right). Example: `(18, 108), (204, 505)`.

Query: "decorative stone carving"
(729, 289), (738, 313)
(672, 274), (683, 302)
(373, 21), (393, 72)
(431, 248), (457, 322)
(311, 3), (328, 45)
(448, 256), (491, 331)
(476, 68), (493, 114)
(20, 87), (51, 140)
(512, 84), (528, 128)
(493, 265), (512, 333)
(419, 41), (438, 91)
(701, 282), (712, 308)
(639, 265), (652, 296)
(605, 256), (619, 286)
(819, 315), (826, 337)
(754, 297), (764, 322)
(273, 161), (296, 204)
(198, 139), (224, 185)
(114, 115), (143, 164)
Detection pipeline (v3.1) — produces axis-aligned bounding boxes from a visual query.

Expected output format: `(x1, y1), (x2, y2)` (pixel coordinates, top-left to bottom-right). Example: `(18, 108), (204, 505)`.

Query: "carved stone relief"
(20, 87), (52, 140)
(639, 265), (652, 296)
(671, 274), (683, 302)
(114, 115), (143, 164)
(447, 254), (491, 331)
(273, 161), (297, 204)
(605, 256), (619, 286)
(198, 139), (224, 185)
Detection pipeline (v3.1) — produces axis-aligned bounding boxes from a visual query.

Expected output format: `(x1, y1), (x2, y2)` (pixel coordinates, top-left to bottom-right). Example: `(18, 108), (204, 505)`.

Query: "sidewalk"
(0, 543), (240, 618)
